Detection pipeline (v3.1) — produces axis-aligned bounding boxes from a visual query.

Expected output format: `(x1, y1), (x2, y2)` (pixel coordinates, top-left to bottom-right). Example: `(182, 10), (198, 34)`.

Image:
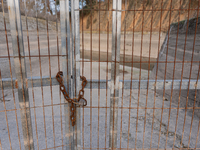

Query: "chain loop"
(79, 89), (84, 97)
(56, 71), (87, 126)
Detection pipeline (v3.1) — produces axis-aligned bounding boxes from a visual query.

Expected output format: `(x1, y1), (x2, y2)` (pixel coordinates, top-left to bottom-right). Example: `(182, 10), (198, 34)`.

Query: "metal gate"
(0, 0), (200, 149)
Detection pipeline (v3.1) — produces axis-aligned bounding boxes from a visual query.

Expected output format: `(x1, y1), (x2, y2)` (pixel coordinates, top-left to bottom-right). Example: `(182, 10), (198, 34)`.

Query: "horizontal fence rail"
(1, 77), (200, 90)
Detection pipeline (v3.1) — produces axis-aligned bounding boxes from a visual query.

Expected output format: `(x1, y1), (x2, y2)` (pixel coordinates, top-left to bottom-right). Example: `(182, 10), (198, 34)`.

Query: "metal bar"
(109, 0), (122, 149)
(73, 8), (199, 11)
(2, 0), (22, 148)
(98, 0), (101, 149)
(53, 0), (64, 148)
(120, 0), (130, 149)
(59, 0), (72, 149)
(124, 0), (131, 148)
(1, 55), (200, 64)
(187, 3), (200, 149)
(165, 0), (181, 147)
(7, 0), (34, 149)
(1, 55), (200, 63)
(134, 1), (145, 148)
(1, 77), (200, 90)
(70, 0), (75, 101)
(150, 0), (164, 148)
(157, 0), (173, 148)
(44, 0), (56, 148)
(180, 1), (194, 149)
(54, 1), (64, 149)
(89, 0), (93, 148)
(67, 7), (72, 150)
(74, 0), (81, 149)
(70, 0), (76, 149)
(142, 0), (154, 149)
(34, 0), (48, 146)
(23, 0), (39, 148)
(165, 0), (182, 148)
(65, 2), (72, 148)
(105, 0), (110, 148)
(120, 0), (126, 148)
(124, 0), (135, 148)
(40, 144), (70, 150)
(81, 0), (85, 149)
(171, 2), (182, 150)
(1, 105), (200, 114)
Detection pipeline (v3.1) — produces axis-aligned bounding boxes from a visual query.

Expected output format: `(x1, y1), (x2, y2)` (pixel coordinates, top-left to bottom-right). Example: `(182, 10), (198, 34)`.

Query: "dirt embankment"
(1, 0), (198, 32)
(80, 0), (199, 32)
(0, 12), (58, 31)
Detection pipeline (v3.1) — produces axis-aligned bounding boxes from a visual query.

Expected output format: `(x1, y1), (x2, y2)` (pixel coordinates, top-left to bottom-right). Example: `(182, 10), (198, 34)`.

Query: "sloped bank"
(80, 0), (199, 32)
(150, 17), (200, 118)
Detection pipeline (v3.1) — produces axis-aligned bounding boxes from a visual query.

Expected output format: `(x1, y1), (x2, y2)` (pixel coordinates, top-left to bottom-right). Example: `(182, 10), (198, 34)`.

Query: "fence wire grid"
(0, 0), (200, 150)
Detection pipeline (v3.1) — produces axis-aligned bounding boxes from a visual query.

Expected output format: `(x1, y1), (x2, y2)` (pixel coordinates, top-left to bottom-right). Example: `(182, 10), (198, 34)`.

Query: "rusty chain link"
(56, 71), (87, 126)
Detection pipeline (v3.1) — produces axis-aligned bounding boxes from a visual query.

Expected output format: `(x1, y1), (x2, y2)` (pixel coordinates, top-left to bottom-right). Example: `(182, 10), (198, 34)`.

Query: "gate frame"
(7, 0), (34, 149)
(109, 0), (122, 148)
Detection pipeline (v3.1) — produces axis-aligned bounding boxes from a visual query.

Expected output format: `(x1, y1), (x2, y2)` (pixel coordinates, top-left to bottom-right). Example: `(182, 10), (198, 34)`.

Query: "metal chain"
(56, 71), (87, 126)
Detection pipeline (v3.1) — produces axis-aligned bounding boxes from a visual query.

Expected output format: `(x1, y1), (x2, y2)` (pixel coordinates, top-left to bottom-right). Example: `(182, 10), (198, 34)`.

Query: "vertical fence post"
(59, 0), (73, 149)
(74, 0), (81, 149)
(70, 0), (75, 148)
(109, 0), (122, 149)
(7, 0), (34, 149)
(71, 0), (81, 149)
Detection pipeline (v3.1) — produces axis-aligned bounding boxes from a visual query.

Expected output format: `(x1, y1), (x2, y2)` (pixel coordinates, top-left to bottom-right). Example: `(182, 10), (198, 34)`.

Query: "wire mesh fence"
(0, 0), (200, 149)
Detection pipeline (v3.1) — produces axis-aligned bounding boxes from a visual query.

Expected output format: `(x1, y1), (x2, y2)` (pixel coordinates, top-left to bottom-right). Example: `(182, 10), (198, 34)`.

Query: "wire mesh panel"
(0, 0), (200, 150)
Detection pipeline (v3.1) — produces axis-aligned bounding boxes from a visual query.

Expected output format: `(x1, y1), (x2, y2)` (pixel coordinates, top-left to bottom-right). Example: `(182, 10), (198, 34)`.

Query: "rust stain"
(26, 79), (28, 88)
(15, 80), (18, 89)
(154, 83), (156, 87)
(8, 6), (10, 10)
(194, 82), (197, 88)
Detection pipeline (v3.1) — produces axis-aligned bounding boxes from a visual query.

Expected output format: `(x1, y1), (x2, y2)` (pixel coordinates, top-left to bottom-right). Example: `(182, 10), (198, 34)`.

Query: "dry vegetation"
(0, 0), (199, 32)
(80, 0), (199, 32)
